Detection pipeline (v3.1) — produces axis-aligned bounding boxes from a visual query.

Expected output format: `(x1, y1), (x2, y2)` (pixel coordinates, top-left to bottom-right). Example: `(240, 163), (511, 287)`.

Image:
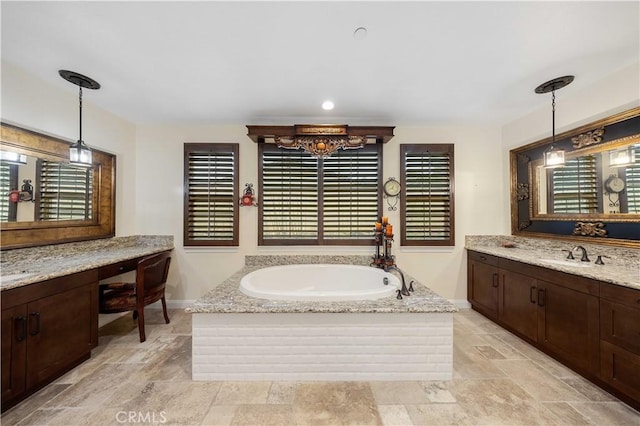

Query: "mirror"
(510, 106), (640, 247)
(0, 123), (115, 249)
(531, 138), (640, 217)
(1, 153), (96, 223)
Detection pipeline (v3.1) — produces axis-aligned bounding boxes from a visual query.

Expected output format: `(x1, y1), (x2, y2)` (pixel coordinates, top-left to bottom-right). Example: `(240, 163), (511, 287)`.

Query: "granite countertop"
(187, 255), (458, 314)
(0, 235), (174, 291)
(465, 235), (639, 290)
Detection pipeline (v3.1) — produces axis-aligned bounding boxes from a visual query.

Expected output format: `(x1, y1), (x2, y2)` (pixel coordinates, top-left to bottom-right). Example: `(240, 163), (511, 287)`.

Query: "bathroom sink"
(540, 259), (593, 268)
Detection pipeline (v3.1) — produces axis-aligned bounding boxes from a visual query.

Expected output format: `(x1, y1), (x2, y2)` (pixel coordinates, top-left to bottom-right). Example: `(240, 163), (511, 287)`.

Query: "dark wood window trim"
(183, 143), (239, 246)
(401, 143), (455, 246)
(258, 143), (382, 246)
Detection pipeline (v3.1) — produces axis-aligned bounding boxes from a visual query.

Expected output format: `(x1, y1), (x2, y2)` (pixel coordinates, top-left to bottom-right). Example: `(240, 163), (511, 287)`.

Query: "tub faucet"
(572, 245), (590, 262)
(385, 265), (411, 297)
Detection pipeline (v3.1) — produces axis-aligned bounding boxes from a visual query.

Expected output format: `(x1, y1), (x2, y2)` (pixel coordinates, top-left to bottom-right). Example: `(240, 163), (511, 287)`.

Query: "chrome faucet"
(385, 265), (412, 298)
(572, 245), (590, 262)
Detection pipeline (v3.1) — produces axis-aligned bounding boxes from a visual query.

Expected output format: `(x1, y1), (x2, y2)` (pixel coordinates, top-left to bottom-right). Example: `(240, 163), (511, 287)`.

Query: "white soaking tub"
(239, 264), (400, 301)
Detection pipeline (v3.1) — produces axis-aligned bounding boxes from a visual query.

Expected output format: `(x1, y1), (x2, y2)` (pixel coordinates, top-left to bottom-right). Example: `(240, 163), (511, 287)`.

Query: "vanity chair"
(98, 251), (172, 342)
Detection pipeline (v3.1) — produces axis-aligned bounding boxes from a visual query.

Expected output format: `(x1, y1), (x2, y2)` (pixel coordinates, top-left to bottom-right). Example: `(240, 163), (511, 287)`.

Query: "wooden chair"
(98, 251), (171, 342)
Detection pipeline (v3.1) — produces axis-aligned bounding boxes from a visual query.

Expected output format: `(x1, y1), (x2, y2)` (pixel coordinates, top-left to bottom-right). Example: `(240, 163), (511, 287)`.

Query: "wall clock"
(604, 175), (625, 193)
(383, 177), (401, 211)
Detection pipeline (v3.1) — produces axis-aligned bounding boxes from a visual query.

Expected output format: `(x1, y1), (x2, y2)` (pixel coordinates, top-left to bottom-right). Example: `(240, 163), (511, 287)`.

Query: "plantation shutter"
(551, 155), (598, 214)
(259, 143), (382, 245)
(323, 145), (381, 240)
(0, 163), (17, 222)
(260, 146), (319, 242)
(184, 143), (238, 246)
(401, 144), (455, 246)
(37, 160), (93, 221)
(625, 145), (640, 213)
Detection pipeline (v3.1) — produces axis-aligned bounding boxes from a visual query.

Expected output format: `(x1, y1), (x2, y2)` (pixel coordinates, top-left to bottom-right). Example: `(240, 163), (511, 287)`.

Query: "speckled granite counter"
(465, 235), (639, 290)
(0, 235), (174, 291)
(187, 255), (458, 314)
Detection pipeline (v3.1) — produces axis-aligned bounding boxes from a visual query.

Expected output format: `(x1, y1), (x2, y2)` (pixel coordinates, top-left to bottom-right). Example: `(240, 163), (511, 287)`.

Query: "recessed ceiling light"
(322, 100), (334, 110)
(354, 27), (367, 40)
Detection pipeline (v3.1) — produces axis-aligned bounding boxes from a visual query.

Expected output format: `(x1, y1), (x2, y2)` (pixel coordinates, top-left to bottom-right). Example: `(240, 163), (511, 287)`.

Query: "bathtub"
(239, 264), (400, 301)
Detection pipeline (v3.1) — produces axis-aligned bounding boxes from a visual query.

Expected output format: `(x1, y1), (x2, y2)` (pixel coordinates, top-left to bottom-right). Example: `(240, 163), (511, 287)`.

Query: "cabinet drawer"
(98, 258), (139, 280)
(468, 251), (499, 267)
(600, 340), (640, 403)
(600, 283), (640, 309)
(600, 298), (640, 355)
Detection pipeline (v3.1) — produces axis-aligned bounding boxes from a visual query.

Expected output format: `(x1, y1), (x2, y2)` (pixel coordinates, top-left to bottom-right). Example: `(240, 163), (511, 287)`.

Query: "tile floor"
(2, 308), (639, 425)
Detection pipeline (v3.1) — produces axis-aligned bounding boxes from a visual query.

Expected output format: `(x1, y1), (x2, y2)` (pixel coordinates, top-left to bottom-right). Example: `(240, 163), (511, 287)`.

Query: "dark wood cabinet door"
(1, 305), (27, 403)
(537, 280), (600, 375)
(499, 269), (538, 342)
(468, 258), (499, 319)
(25, 284), (94, 389)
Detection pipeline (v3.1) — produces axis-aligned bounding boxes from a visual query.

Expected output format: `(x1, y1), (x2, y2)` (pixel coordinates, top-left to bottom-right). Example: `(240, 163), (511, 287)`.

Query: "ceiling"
(1, 1), (638, 127)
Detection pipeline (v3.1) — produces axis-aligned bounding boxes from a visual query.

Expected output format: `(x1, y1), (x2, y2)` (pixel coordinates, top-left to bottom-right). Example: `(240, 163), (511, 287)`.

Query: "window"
(0, 163), (17, 222)
(259, 144), (382, 245)
(183, 143), (239, 246)
(550, 154), (599, 214)
(401, 144), (455, 246)
(624, 145), (640, 213)
(37, 160), (93, 221)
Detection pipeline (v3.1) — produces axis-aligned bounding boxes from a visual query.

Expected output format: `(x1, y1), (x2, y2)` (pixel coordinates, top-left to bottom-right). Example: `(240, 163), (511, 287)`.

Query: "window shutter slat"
(38, 160), (93, 221)
(184, 144), (239, 246)
(401, 144), (455, 246)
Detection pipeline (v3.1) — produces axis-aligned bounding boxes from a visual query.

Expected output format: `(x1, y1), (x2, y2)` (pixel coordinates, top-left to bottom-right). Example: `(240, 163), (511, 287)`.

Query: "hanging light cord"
(78, 86), (83, 142)
(551, 88), (556, 145)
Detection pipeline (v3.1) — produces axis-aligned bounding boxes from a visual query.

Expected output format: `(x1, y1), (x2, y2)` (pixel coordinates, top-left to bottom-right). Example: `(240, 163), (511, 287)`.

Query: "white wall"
(1, 61), (138, 237)
(135, 123), (504, 303)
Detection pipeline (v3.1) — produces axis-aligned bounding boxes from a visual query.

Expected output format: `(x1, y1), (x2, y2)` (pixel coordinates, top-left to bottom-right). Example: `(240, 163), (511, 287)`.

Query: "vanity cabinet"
(467, 250), (638, 411)
(599, 284), (640, 403)
(1, 269), (98, 410)
(467, 251), (499, 320)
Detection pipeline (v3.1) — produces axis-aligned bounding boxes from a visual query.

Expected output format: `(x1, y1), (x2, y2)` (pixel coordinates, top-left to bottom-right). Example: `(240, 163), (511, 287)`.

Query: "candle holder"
(371, 218), (413, 299)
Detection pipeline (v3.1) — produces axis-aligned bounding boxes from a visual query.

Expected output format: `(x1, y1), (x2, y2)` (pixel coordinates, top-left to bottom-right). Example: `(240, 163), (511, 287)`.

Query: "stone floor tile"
(230, 404), (294, 426)
(293, 382), (382, 425)
(569, 401), (640, 426)
(369, 381), (430, 405)
(377, 404), (414, 426)
(405, 403), (474, 426)
(214, 382), (271, 405)
(1, 384), (71, 425)
(560, 376), (617, 402)
(267, 382), (297, 404)
(539, 401), (594, 425)
(200, 405), (237, 426)
(419, 381), (457, 403)
(492, 359), (589, 402)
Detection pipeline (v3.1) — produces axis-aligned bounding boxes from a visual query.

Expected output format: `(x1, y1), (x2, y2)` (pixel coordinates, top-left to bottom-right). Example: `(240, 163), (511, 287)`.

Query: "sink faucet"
(385, 265), (411, 297)
(572, 245), (590, 262)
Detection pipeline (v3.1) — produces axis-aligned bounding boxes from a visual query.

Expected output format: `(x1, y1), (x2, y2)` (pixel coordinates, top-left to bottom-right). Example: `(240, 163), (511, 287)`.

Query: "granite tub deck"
(0, 235), (174, 290)
(188, 255), (457, 382)
(465, 235), (639, 290)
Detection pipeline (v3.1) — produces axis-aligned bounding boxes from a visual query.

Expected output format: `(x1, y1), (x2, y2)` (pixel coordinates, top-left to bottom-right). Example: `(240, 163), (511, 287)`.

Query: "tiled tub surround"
(188, 255), (457, 382)
(0, 235), (174, 291)
(465, 235), (639, 290)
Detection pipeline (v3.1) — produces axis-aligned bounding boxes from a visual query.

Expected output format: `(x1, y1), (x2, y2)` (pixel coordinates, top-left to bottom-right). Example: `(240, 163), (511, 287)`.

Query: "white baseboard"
(450, 299), (471, 309)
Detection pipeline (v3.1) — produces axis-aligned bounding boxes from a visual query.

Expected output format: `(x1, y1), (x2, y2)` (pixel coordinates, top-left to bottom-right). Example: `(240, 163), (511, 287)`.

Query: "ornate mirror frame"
(510, 106), (640, 248)
(1, 123), (116, 249)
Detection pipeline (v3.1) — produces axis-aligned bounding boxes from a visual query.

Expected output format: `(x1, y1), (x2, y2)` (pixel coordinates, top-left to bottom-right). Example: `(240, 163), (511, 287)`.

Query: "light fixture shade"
(0, 150), (27, 165)
(69, 140), (92, 166)
(544, 145), (565, 168)
(609, 146), (635, 168)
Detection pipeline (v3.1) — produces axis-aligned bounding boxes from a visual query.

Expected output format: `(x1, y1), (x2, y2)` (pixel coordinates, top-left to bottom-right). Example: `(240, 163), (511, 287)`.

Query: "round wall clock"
(383, 177), (401, 197)
(604, 175), (625, 193)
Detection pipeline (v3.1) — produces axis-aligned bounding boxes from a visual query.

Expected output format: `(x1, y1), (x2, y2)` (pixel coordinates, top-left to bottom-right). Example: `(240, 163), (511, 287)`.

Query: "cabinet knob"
(119, 266), (124, 271)
(480, 256), (487, 261)
(15, 316), (26, 342)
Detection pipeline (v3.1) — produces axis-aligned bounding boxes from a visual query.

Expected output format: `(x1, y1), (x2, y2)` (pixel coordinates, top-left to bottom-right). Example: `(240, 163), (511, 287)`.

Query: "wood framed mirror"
(510, 107), (640, 247)
(1, 123), (116, 249)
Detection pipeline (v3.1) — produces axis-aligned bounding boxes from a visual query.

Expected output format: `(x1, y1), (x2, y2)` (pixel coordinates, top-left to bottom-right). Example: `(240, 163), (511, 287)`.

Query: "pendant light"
(535, 75), (574, 168)
(59, 70), (101, 167)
